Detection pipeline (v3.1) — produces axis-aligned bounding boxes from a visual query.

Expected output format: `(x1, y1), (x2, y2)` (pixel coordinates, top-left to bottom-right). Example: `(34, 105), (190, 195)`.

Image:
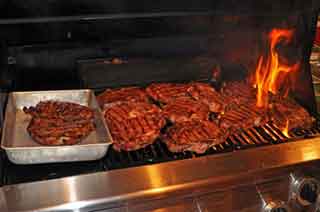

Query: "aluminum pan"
(1, 89), (113, 164)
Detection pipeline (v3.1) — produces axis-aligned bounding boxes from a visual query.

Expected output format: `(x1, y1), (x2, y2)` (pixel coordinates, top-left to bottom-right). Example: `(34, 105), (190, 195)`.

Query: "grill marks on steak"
(100, 81), (315, 153)
(221, 81), (257, 107)
(23, 101), (95, 145)
(162, 98), (210, 123)
(218, 81), (270, 132)
(27, 117), (95, 145)
(146, 83), (192, 103)
(97, 87), (149, 107)
(187, 82), (224, 112)
(218, 103), (269, 133)
(270, 97), (314, 131)
(23, 101), (94, 120)
(104, 101), (161, 120)
(104, 101), (166, 151)
(163, 121), (227, 153)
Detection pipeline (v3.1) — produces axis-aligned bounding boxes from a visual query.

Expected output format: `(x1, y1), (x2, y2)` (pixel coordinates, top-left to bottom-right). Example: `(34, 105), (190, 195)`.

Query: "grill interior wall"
(0, 12), (317, 114)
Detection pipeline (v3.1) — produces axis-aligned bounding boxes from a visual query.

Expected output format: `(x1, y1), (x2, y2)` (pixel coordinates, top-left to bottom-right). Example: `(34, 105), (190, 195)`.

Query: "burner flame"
(282, 119), (290, 137)
(253, 29), (300, 108)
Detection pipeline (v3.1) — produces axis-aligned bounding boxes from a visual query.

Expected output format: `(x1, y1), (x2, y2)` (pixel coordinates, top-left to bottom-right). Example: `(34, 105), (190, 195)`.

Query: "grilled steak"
(146, 83), (192, 103)
(218, 103), (268, 133)
(104, 101), (166, 151)
(221, 81), (257, 107)
(162, 97), (210, 123)
(104, 101), (162, 120)
(97, 87), (149, 108)
(269, 97), (314, 131)
(163, 121), (227, 154)
(23, 101), (95, 145)
(187, 82), (224, 112)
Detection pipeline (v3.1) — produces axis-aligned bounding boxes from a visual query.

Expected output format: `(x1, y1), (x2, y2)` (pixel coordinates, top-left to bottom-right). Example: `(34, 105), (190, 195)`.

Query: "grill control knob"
(290, 173), (320, 207)
(262, 200), (290, 212)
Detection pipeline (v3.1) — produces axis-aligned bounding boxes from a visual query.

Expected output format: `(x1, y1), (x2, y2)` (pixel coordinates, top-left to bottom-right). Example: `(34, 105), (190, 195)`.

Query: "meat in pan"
(163, 121), (227, 154)
(162, 97), (210, 123)
(97, 86), (149, 108)
(104, 101), (166, 151)
(23, 101), (95, 145)
(23, 100), (94, 120)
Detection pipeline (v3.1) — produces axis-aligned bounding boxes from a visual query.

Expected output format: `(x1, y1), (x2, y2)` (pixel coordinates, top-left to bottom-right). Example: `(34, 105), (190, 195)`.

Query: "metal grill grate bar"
(105, 121), (320, 170)
(261, 126), (278, 142)
(248, 128), (268, 144)
(267, 123), (289, 139)
(239, 131), (255, 145)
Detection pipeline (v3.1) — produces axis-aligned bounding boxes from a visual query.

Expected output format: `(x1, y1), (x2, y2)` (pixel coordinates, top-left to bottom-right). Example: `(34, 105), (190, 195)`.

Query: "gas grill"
(0, 0), (320, 212)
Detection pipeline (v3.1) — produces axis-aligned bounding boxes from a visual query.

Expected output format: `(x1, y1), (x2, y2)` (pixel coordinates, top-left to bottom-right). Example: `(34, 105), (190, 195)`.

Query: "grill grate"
(3, 120), (320, 185)
(105, 120), (320, 170)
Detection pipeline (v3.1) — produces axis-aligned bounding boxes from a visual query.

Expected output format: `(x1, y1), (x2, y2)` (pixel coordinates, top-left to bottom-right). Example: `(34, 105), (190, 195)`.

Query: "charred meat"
(187, 82), (224, 112)
(221, 81), (257, 107)
(218, 103), (268, 133)
(162, 97), (210, 123)
(104, 101), (162, 120)
(146, 83), (192, 104)
(97, 87), (149, 108)
(23, 101), (95, 145)
(104, 101), (166, 151)
(163, 121), (227, 154)
(269, 97), (314, 131)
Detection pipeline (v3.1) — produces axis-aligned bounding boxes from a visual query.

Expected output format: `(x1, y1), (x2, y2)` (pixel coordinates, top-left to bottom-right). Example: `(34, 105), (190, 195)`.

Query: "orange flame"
(282, 119), (289, 137)
(253, 29), (300, 108)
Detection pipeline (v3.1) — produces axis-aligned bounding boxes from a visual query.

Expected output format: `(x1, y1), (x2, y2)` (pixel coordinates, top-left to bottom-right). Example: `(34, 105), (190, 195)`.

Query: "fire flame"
(253, 29), (300, 108)
(282, 119), (290, 137)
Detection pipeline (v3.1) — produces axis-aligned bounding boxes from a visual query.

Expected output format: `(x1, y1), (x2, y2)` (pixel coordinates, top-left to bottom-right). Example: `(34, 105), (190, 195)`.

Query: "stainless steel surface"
(262, 200), (290, 212)
(129, 197), (199, 212)
(258, 176), (292, 212)
(1, 89), (112, 164)
(2, 136), (320, 211)
(0, 189), (9, 212)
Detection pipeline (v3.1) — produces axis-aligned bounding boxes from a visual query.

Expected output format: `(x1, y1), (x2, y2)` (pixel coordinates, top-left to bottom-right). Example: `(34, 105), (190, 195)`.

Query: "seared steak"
(269, 97), (314, 131)
(104, 101), (166, 151)
(104, 101), (162, 120)
(23, 101), (95, 145)
(97, 87), (149, 108)
(221, 81), (257, 107)
(187, 82), (224, 112)
(218, 103), (268, 133)
(23, 101), (94, 120)
(162, 97), (210, 123)
(163, 121), (227, 154)
(146, 83), (192, 103)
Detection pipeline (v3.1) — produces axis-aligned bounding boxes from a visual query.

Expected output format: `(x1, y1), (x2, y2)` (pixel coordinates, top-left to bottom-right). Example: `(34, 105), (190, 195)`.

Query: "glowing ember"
(282, 119), (290, 137)
(253, 29), (300, 108)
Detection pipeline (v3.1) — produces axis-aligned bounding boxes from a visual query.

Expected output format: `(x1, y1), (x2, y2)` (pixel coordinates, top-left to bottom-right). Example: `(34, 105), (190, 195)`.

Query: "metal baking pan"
(1, 89), (113, 164)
